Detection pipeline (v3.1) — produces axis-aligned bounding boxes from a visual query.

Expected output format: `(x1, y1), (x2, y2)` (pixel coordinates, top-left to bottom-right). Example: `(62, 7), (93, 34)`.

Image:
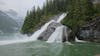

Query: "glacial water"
(0, 41), (100, 56)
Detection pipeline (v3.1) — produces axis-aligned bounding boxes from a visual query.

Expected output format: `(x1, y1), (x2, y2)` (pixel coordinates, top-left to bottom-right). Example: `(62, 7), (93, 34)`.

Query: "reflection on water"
(0, 41), (100, 56)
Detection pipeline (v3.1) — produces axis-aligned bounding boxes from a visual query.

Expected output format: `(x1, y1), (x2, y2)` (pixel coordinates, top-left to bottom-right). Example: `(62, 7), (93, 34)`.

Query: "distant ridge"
(0, 10), (19, 33)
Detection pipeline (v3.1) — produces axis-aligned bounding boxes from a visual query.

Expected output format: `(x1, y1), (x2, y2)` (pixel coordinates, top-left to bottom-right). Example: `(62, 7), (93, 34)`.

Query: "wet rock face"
(37, 22), (72, 42)
(38, 22), (62, 41)
(77, 16), (100, 42)
(62, 26), (73, 42)
(91, 0), (100, 3)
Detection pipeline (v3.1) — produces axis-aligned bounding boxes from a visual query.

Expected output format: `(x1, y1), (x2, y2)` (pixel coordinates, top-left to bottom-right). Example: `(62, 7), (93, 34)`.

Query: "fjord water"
(0, 13), (100, 56)
(0, 41), (100, 56)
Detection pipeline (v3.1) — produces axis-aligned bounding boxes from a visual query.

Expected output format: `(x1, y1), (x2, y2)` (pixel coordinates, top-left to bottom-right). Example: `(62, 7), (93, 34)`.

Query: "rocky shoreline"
(76, 16), (100, 43)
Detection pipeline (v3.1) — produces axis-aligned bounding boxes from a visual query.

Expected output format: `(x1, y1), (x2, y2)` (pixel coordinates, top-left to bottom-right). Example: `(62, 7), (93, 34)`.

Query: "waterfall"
(30, 20), (55, 41)
(30, 12), (85, 43)
(30, 13), (67, 41)
(0, 12), (87, 46)
(0, 13), (68, 45)
(47, 26), (64, 43)
(56, 13), (67, 23)
(46, 13), (67, 43)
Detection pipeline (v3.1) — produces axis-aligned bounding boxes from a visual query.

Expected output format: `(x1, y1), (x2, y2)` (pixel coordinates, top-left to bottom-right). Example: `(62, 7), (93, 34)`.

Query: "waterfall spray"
(0, 13), (68, 45)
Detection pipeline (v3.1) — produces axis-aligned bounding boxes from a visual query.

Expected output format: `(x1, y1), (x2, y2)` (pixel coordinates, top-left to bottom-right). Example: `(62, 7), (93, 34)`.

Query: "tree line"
(21, 0), (67, 34)
(21, 0), (100, 35)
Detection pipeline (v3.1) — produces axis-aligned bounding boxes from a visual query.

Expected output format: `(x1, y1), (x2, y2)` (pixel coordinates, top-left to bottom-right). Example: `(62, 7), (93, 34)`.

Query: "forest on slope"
(21, 0), (100, 36)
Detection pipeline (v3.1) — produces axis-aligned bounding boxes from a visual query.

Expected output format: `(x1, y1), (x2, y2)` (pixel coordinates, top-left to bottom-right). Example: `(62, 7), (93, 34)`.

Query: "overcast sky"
(0, 0), (46, 17)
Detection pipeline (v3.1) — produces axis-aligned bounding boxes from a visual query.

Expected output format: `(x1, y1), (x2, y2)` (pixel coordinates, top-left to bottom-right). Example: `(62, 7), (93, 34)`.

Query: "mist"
(0, 0), (46, 17)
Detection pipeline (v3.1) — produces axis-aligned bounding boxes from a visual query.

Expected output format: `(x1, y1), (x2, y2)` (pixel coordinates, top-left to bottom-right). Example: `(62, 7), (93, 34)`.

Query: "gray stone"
(37, 21), (72, 42)
(38, 22), (62, 41)
(77, 16), (100, 42)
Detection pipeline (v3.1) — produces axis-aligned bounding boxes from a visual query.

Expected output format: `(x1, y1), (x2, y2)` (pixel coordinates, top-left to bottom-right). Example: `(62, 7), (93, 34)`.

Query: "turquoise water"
(0, 41), (100, 56)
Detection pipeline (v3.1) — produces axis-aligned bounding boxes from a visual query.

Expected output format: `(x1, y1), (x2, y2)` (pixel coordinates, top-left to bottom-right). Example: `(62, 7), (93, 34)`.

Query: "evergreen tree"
(62, 0), (94, 35)
(22, 0), (96, 35)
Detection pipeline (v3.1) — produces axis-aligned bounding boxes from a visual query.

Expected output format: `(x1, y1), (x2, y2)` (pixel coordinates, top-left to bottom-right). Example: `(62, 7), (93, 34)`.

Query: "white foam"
(30, 20), (55, 41)
(56, 13), (67, 23)
(47, 26), (64, 43)
(75, 37), (86, 42)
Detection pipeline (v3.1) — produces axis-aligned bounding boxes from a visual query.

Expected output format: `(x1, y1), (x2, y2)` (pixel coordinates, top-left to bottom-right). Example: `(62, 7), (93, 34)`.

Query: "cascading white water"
(0, 33), (29, 45)
(47, 26), (64, 43)
(57, 13), (67, 23)
(0, 19), (55, 45)
(0, 12), (85, 46)
(30, 13), (67, 41)
(30, 20), (55, 41)
(0, 13), (68, 45)
(46, 13), (67, 43)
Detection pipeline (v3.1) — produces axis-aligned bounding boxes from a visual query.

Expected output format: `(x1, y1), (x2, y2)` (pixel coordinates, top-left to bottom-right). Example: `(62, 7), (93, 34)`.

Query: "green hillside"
(21, 0), (100, 35)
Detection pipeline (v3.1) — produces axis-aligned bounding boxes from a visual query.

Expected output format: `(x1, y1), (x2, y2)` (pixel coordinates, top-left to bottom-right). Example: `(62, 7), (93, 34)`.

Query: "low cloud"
(0, 1), (6, 5)
(0, 0), (46, 17)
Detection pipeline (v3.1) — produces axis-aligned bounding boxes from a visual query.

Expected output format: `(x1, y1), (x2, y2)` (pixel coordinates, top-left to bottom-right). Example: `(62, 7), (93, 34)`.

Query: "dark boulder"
(37, 21), (73, 42)
(38, 22), (62, 41)
(77, 16), (100, 42)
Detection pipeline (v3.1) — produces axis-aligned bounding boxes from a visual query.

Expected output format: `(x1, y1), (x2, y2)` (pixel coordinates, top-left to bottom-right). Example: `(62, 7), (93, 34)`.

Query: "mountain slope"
(0, 11), (19, 33)
(5, 9), (24, 28)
